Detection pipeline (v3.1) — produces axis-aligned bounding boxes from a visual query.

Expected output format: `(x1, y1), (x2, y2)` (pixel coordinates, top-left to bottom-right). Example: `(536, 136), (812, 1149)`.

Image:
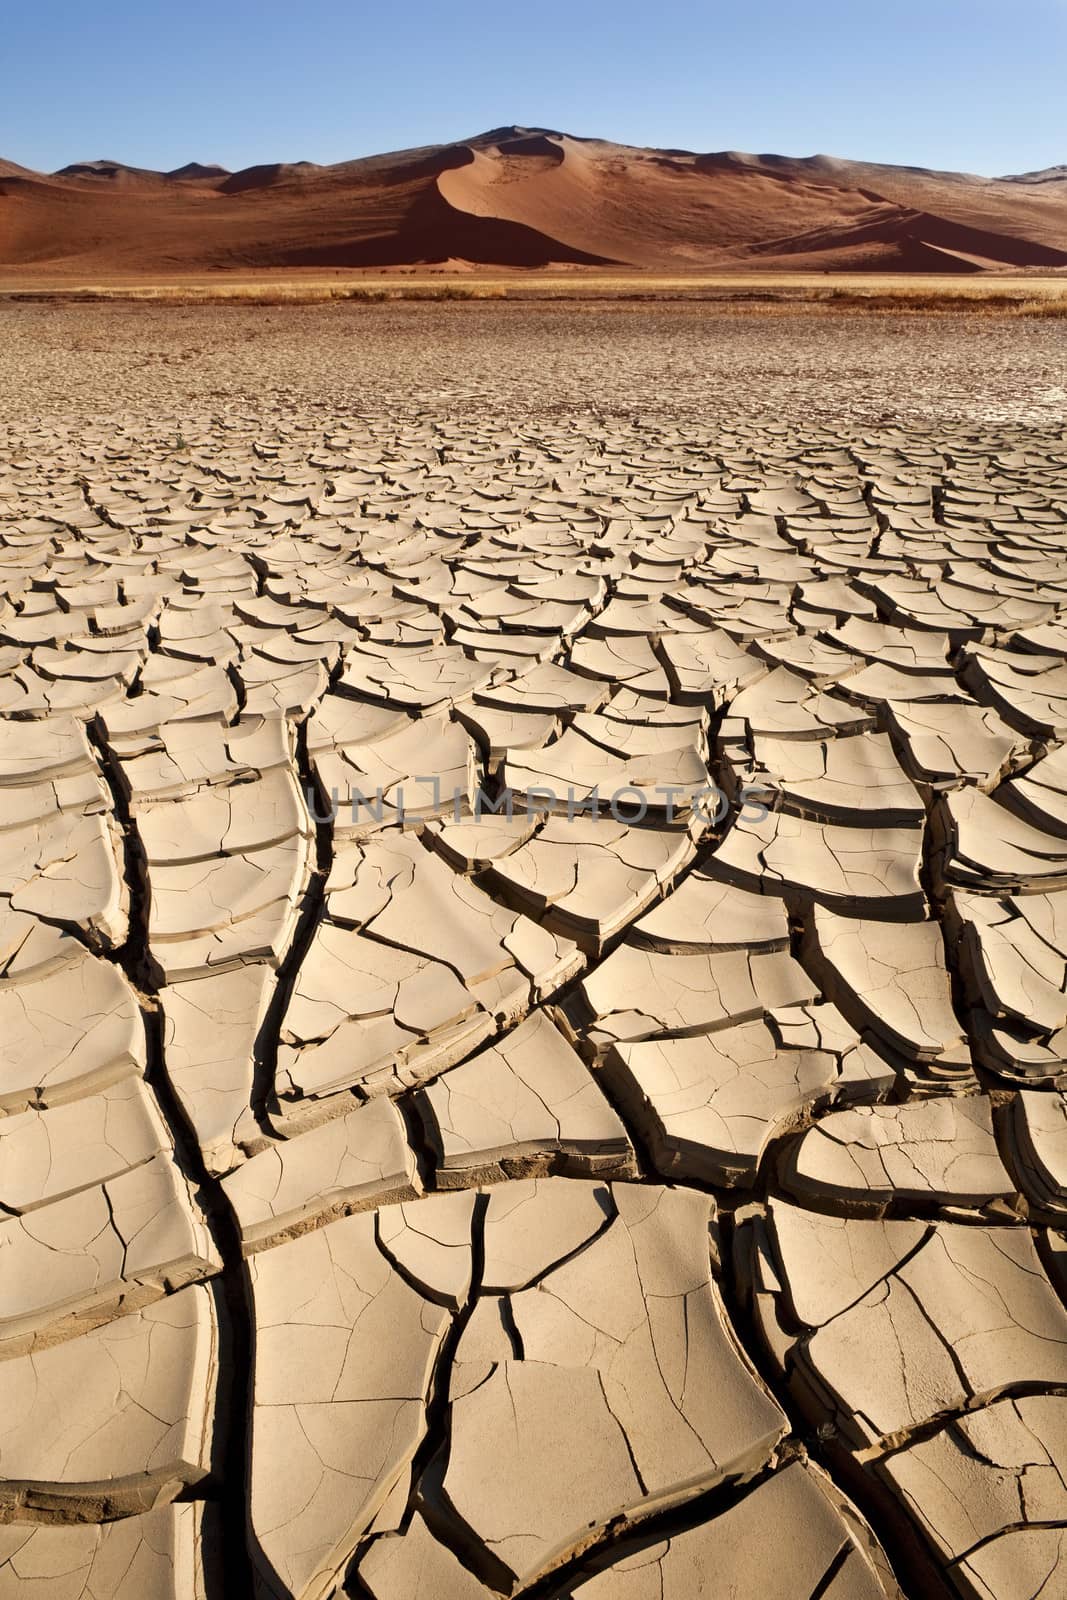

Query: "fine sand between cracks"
(0, 308), (1066, 1599)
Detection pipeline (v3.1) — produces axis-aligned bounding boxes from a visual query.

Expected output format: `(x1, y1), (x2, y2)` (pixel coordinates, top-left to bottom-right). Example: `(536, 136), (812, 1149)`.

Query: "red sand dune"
(2, 126), (1066, 275)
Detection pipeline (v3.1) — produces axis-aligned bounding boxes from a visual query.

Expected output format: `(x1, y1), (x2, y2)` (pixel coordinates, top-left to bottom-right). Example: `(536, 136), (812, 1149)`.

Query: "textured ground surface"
(4, 301), (1067, 430)
(0, 306), (1066, 1599)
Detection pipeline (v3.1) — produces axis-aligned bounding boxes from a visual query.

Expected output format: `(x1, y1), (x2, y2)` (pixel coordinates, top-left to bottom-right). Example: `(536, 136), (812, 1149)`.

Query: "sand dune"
(2, 125), (1065, 274)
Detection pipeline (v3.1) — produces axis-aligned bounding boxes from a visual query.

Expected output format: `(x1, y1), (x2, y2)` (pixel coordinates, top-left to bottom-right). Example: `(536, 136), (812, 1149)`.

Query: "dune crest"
(1, 126), (1065, 273)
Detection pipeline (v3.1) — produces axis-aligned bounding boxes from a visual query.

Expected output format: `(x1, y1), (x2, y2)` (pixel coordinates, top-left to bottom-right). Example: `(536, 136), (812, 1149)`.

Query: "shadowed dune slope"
(2, 126), (1066, 273)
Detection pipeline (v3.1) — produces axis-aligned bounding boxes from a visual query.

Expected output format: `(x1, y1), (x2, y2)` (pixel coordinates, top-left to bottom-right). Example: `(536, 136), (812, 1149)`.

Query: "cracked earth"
(0, 303), (1066, 1599)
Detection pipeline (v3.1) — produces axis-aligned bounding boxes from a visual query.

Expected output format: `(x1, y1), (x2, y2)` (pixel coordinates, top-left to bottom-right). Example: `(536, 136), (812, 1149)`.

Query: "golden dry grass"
(1014, 296), (1067, 317)
(0, 282), (512, 306)
(2, 271), (1066, 312)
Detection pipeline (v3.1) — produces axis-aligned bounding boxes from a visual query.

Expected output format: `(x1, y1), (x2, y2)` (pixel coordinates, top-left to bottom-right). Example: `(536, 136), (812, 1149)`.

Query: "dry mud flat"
(0, 382), (1067, 1600)
(2, 300), (1067, 428)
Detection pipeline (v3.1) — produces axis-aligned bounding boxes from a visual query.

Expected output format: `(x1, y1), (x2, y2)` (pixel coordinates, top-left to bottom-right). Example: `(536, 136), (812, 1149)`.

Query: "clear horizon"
(3, 0), (1065, 180)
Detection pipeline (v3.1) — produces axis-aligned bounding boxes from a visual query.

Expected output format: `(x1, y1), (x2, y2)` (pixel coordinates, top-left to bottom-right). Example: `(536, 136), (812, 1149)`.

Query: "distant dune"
(2, 126), (1066, 275)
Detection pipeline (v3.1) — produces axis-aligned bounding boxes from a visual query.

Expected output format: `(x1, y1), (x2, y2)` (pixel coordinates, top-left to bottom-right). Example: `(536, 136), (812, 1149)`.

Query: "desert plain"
(0, 277), (1066, 1600)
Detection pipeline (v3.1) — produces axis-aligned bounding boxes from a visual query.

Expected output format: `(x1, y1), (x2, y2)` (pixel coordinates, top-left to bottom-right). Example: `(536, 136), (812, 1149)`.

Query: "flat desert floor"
(1, 303), (1066, 1600)
(4, 298), (1067, 427)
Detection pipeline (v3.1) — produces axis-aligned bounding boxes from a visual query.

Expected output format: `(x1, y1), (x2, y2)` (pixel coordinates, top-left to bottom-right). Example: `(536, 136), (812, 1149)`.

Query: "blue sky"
(3, 0), (1064, 177)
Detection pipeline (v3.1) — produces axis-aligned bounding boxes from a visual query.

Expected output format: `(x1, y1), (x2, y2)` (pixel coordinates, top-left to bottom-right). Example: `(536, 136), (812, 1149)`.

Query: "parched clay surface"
(2, 385), (1067, 1600)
